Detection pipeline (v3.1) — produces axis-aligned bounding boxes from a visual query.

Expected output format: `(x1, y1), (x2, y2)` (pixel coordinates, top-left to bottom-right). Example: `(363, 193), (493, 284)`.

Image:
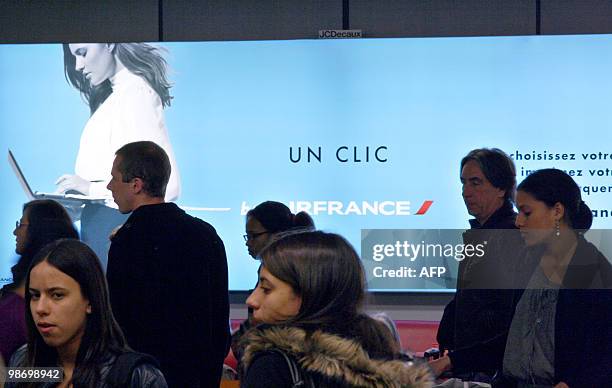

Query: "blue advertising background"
(2, 35), (612, 290)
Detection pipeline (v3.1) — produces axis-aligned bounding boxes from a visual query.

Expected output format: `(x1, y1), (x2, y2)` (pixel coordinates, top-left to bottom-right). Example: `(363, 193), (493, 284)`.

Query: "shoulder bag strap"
(270, 349), (314, 388)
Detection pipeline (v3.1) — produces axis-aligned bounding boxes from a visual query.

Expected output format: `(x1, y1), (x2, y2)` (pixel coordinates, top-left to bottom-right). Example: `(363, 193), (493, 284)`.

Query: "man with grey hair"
(431, 148), (528, 380)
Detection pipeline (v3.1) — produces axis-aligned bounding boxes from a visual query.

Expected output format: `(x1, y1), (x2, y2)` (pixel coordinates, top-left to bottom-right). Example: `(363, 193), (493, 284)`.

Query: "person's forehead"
(259, 267), (280, 284)
(30, 261), (75, 287)
(258, 276), (271, 286)
(246, 217), (266, 232)
(111, 156), (122, 171)
(516, 191), (537, 205)
(461, 160), (486, 179)
(68, 43), (90, 54)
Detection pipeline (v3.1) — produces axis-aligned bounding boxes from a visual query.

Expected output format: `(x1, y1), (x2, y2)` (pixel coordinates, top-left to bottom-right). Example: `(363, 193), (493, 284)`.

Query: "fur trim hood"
(243, 326), (433, 388)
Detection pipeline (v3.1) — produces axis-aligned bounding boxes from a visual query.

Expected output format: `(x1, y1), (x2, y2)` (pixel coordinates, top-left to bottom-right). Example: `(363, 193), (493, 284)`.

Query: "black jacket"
(6, 346), (167, 388)
(437, 200), (530, 375)
(496, 235), (612, 387)
(107, 203), (230, 388)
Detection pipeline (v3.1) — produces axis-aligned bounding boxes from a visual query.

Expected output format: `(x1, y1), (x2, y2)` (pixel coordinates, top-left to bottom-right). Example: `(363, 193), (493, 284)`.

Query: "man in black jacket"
(106, 141), (229, 387)
(431, 148), (526, 380)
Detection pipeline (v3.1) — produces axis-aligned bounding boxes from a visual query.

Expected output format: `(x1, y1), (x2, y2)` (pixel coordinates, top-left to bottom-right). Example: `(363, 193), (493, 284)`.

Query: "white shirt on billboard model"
(75, 68), (181, 204)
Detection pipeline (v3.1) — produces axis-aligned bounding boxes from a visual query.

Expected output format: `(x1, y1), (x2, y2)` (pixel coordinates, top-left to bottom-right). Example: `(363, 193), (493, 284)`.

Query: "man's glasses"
(243, 231), (270, 241)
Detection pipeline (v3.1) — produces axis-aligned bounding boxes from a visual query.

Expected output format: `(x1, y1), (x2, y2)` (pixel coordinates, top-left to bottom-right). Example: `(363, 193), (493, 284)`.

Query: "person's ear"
(553, 202), (565, 221)
(496, 187), (505, 199)
(132, 177), (145, 194)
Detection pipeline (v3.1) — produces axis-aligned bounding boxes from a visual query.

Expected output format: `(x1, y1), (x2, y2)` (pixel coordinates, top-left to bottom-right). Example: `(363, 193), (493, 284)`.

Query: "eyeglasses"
(243, 231), (270, 241)
(15, 220), (29, 228)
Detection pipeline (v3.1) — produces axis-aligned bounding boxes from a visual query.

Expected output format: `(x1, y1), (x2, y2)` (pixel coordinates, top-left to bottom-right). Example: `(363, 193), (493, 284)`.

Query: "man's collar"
(131, 196), (165, 211)
(468, 200), (515, 229)
(124, 202), (178, 222)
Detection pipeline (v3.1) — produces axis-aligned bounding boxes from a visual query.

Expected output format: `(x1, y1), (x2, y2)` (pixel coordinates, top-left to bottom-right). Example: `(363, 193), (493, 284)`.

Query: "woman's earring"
(555, 220), (560, 237)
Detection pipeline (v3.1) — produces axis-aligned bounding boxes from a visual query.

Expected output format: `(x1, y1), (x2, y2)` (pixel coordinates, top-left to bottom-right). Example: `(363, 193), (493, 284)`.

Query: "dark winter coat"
(241, 326), (433, 388)
(107, 203), (230, 388)
(437, 200), (531, 375)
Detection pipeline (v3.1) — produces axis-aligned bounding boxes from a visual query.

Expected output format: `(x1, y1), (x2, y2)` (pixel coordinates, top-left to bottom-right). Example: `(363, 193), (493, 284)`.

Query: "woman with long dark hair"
(240, 231), (432, 387)
(0, 200), (78, 362)
(57, 43), (180, 200)
(6, 239), (167, 388)
(498, 169), (612, 387)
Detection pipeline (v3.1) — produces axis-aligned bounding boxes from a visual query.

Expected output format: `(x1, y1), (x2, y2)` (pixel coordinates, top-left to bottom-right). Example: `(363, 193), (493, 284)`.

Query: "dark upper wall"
(1, 0), (612, 44)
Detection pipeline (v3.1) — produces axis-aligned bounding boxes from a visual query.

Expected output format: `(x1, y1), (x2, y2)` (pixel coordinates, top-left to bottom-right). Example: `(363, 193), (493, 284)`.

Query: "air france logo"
(240, 200), (434, 216)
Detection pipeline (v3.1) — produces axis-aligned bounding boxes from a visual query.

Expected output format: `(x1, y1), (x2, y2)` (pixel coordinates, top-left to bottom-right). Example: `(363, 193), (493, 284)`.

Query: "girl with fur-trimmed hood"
(240, 231), (433, 388)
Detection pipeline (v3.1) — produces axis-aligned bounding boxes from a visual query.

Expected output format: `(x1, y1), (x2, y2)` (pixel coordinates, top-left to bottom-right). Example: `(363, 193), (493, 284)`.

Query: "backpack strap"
(106, 351), (159, 387)
(269, 349), (314, 388)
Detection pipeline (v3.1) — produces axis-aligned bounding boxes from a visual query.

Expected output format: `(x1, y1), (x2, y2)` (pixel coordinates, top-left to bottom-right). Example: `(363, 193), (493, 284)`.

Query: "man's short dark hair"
(460, 148), (516, 203)
(115, 141), (170, 198)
